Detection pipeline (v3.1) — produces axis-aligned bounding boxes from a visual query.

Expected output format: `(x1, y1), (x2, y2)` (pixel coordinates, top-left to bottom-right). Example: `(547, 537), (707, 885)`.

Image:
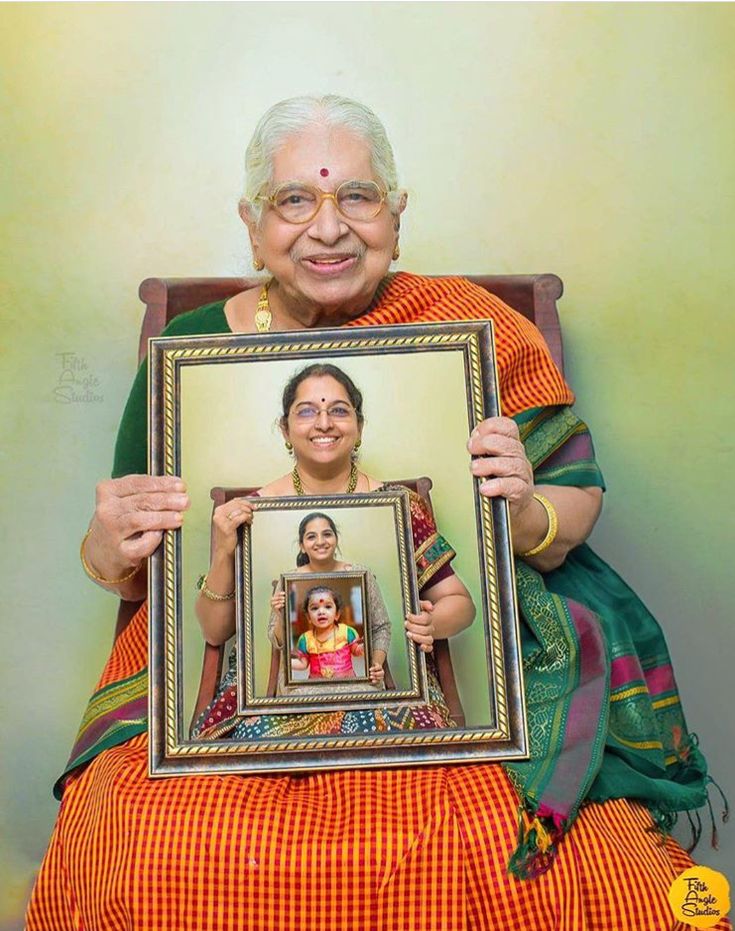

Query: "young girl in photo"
(292, 586), (363, 680)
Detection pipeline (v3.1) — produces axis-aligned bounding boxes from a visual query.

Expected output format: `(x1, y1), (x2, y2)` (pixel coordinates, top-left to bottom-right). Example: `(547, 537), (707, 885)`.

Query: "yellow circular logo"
(668, 866), (730, 928)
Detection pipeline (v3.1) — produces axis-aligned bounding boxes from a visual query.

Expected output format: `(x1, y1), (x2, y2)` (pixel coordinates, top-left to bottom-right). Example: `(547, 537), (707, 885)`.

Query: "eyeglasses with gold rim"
(259, 180), (389, 224)
(291, 402), (356, 422)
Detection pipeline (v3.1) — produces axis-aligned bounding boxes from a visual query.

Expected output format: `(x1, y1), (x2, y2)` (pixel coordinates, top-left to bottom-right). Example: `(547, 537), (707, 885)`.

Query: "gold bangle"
(520, 493), (559, 558)
(80, 528), (144, 585)
(196, 574), (236, 602)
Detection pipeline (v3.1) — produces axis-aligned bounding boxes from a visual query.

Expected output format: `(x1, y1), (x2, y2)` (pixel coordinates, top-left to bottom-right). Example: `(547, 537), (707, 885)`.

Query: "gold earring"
(253, 258), (265, 271)
(285, 441), (294, 454)
(392, 244), (400, 261)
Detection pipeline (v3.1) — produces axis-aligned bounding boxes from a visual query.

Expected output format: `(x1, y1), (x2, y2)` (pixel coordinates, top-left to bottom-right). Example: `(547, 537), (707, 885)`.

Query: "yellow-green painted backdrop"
(1, 3), (733, 923)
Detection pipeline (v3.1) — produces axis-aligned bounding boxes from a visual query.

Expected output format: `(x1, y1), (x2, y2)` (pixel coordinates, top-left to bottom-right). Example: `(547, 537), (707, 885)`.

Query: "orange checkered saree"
(27, 274), (730, 930)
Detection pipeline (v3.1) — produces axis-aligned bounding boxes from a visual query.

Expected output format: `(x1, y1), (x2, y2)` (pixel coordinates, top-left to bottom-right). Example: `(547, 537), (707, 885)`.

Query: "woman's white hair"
(241, 95), (401, 223)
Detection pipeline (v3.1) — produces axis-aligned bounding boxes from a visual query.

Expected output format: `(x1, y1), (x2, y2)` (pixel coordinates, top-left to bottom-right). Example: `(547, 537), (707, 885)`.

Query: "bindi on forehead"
(319, 168), (329, 178)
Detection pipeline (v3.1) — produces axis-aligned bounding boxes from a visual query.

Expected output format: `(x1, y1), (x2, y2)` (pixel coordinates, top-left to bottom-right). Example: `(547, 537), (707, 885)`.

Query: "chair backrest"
(137, 273), (565, 373)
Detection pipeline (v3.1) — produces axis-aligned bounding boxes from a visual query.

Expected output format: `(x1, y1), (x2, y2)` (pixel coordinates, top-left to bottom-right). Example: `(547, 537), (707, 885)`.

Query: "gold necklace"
(254, 279), (272, 332)
(292, 462), (358, 495)
(315, 624), (338, 678)
(256, 273), (392, 333)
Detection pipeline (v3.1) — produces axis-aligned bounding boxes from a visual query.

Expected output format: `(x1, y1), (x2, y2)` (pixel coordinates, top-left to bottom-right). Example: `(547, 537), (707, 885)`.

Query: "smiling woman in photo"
(192, 363), (472, 739)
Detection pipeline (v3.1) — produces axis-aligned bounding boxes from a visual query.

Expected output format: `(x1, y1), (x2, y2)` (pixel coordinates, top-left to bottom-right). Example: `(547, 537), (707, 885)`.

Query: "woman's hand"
(196, 499), (254, 645)
(405, 600), (436, 653)
(368, 662), (385, 685)
(270, 590), (286, 613)
(467, 416), (534, 521)
(466, 415), (603, 570)
(211, 498), (254, 557)
(367, 648), (386, 685)
(268, 588), (286, 647)
(85, 475), (190, 597)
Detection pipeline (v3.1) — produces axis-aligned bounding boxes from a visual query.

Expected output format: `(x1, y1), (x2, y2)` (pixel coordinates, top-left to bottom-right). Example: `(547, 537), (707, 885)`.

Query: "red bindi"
(319, 168), (329, 178)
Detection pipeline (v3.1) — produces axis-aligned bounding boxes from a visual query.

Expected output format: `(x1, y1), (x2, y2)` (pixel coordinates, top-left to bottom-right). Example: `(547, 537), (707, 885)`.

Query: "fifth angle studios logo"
(668, 865), (730, 928)
(54, 352), (104, 404)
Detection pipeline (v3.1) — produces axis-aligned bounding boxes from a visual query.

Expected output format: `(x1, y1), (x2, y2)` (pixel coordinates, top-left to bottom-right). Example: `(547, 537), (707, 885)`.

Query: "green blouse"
(112, 300), (229, 478)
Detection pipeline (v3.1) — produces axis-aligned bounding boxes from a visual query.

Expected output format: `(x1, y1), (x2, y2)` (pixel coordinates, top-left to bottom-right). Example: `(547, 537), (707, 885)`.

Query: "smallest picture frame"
(282, 570), (371, 689)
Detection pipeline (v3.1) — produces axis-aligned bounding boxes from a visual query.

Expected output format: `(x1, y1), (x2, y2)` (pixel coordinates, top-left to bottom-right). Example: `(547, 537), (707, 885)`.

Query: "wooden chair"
(115, 273), (566, 721)
(136, 274), (565, 373)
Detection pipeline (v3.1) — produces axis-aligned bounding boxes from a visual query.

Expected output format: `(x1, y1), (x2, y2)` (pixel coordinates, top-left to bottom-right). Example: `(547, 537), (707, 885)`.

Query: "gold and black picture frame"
(281, 569), (374, 689)
(148, 320), (528, 776)
(234, 493), (429, 717)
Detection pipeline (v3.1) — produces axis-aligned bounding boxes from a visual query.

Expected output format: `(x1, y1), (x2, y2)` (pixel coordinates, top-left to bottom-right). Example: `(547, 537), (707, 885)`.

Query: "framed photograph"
(282, 570), (373, 689)
(149, 320), (528, 776)
(235, 493), (429, 716)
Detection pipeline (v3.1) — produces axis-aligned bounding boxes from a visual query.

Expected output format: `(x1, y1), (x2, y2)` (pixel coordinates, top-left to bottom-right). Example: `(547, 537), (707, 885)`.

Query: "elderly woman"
(27, 96), (726, 931)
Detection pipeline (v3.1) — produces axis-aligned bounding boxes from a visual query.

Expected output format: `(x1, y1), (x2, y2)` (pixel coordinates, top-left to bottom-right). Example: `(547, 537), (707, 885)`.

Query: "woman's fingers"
(466, 415), (519, 450)
(90, 478), (256, 584)
(470, 455), (530, 480)
(119, 530), (165, 562)
(405, 602), (434, 627)
(468, 433), (524, 459)
(467, 418), (527, 465)
(96, 474), (187, 503)
(213, 500), (254, 527)
(227, 509), (253, 526)
(369, 665), (385, 682)
(211, 500), (254, 556)
(126, 491), (190, 513)
(88, 475), (191, 582)
(474, 476), (532, 501)
(406, 628), (433, 644)
(95, 477), (190, 536)
(120, 509), (184, 536)
(467, 417), (534, 505)
(405, 602), (435, 652)
(227, 498), (255, 518)
(95, 476), (190, 535)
